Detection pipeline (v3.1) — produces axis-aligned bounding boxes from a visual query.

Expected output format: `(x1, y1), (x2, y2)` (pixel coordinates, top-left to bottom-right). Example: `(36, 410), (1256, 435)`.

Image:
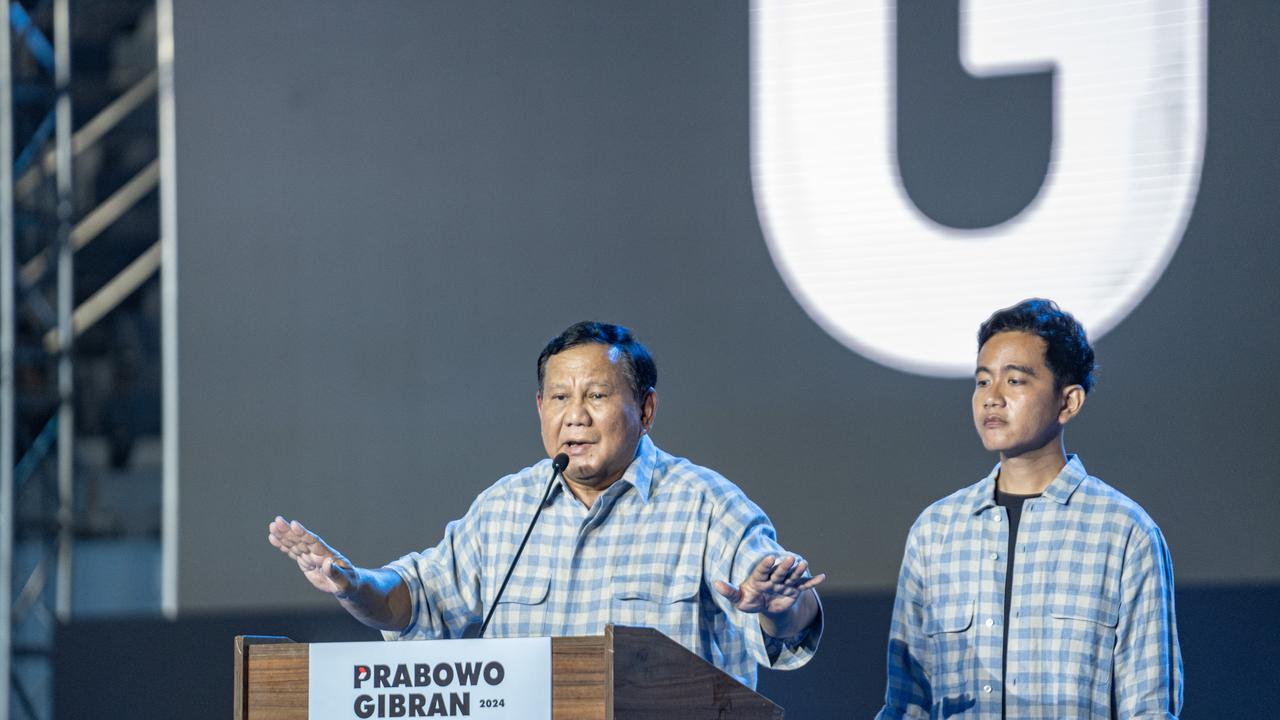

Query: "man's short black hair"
(978, 298), (1096, 393)
(537, 321), (657, 404)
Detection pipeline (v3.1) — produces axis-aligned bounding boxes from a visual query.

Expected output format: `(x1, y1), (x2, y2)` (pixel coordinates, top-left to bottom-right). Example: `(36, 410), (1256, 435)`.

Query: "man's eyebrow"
(974, 364), (1038, 376)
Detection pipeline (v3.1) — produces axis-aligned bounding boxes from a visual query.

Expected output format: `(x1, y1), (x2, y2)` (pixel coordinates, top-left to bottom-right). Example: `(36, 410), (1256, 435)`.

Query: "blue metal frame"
(8, 2), (53, 74)
(11, 107), (52, 178)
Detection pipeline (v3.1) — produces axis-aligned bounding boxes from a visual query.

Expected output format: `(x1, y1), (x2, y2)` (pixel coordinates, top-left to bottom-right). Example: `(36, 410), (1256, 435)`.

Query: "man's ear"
(1058, 385), (1086, 425)
(535, 391), (543, 415)
(640, 388), (657, 433)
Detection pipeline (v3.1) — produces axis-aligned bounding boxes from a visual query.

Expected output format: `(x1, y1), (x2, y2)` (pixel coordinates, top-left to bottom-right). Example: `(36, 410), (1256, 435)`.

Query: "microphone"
(478, 452), (569, 638)
(551, 452), (570, 476)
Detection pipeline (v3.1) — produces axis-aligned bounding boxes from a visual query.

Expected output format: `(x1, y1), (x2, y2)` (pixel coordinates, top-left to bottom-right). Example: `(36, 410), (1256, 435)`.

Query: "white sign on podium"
(308, 637), (551, 719)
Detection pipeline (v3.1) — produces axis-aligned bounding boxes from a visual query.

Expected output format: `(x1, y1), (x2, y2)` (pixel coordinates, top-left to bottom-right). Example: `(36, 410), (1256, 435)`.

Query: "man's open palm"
(268, 516), (357, 597)
(714, 555), (825, 617)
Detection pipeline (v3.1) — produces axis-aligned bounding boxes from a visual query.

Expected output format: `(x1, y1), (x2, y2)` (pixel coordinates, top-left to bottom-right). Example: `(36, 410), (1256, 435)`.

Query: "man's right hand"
(268, 516), (358, 597)
(267, 515), (412, 632)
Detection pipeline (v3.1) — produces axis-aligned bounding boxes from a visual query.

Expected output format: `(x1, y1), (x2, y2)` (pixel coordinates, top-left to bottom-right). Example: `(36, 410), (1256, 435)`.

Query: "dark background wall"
(56, 0), (1279, 717)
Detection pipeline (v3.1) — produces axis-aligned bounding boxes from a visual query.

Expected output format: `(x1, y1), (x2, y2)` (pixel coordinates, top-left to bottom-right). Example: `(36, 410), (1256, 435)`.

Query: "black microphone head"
(552, 453), (570, 474)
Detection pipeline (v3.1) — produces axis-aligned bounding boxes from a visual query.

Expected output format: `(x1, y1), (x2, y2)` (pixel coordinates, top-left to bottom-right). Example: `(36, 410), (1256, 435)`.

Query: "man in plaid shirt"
(877, 299), (1182, 719)
(269, 321), (824, 688)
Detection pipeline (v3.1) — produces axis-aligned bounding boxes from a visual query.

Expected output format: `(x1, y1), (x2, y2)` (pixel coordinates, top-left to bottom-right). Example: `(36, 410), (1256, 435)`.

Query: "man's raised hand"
(267, 516), (357, 597)
(714, 555), (825, 618)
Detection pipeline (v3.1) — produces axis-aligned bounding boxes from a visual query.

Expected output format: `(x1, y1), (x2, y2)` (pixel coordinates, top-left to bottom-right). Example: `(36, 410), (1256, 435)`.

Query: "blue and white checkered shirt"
(382, 435), (821, 688)
(877, 456), (1182, 719)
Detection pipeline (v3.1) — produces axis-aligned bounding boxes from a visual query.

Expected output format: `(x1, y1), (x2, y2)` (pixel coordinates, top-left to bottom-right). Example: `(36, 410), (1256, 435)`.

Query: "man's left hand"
(714, 555), (825, 619)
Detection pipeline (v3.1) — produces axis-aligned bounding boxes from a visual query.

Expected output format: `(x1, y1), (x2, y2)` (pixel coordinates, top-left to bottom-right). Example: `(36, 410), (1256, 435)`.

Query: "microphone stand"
(477, 453), (569, 638)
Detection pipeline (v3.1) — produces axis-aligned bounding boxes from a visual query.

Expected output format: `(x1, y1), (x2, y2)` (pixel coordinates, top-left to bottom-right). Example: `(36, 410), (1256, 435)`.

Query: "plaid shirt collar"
(965, 453), (1090, 515)
(550, 433), (658, 505)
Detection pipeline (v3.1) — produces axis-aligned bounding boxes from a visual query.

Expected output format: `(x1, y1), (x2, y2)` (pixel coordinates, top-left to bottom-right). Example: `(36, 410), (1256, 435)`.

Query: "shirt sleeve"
(379, 490), (491, 641)
(706, 493), (822, 671)
(1113, 523), (1183, 718)
(876, 519), (932, 720)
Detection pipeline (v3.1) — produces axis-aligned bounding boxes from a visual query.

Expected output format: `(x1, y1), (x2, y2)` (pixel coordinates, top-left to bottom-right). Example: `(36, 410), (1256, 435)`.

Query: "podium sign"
(235, 627), (783, 719)
(308, 638), (551, 720)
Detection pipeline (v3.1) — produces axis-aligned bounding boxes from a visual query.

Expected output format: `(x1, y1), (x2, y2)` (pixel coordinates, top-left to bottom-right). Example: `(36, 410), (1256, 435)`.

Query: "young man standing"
(877, 299), (1182, 719)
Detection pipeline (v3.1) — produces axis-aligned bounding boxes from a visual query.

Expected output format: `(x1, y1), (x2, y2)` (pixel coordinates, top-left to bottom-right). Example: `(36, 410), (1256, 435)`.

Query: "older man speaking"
(269, 321), (823, 688)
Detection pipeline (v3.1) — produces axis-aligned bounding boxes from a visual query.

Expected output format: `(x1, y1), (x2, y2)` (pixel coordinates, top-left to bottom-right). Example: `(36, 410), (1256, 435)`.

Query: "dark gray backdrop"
(174, 0), (1278, 611)
(50, 1), (1280, 718)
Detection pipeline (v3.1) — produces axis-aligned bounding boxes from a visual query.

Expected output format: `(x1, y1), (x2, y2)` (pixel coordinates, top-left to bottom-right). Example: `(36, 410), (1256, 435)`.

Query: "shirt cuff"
(762, 596), (823, 669)
(378, 561), (421, 640)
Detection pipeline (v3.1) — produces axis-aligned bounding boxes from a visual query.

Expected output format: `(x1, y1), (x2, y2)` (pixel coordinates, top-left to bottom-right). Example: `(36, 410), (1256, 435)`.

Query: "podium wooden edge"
(234, 635), (296, 720)
(605, 625), (784, 720)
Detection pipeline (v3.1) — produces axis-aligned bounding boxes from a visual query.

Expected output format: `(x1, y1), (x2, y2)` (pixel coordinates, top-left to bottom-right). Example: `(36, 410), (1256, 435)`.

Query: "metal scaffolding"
(1, 6), (16, 718)
(3, 1), (164, 717)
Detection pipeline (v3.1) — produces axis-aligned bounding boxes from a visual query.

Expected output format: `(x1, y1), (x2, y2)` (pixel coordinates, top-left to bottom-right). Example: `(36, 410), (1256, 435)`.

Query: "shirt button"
(1011, 677), (1018, 687)
(985, 617), (995, 627)
(990, 552), (999, 561)
(983, 684), (992, 694)
(993, 514), (1001, 522)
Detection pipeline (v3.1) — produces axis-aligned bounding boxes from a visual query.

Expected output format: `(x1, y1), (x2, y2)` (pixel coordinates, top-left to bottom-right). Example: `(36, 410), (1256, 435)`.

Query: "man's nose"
(565, 397), (590, 424)
(982, 386), (1005, 408)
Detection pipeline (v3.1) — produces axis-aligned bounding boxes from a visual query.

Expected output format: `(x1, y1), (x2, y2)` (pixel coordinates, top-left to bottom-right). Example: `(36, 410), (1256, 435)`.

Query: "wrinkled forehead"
(544, 342), (628, 380)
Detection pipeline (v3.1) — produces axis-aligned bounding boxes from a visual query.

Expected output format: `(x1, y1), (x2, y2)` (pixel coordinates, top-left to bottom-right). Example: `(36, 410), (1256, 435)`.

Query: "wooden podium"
(234, 624), (784, 719)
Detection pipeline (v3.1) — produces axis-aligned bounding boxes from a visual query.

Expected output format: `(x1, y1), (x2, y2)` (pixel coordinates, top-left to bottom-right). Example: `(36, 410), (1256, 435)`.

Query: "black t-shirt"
(995, 489), (1041, 719)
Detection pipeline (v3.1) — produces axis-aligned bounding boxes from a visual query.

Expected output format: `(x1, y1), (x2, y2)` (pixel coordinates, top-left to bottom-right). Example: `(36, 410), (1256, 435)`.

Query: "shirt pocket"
(923, 600), (975, 701)
(609, 573), (701, 630)
(1046, 593), (1119, 710)
(924, 600), (975, 636)
(1047, 602), (1118, 628)
(481, 574), (551, 637)
(494, 575), (550, 606)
